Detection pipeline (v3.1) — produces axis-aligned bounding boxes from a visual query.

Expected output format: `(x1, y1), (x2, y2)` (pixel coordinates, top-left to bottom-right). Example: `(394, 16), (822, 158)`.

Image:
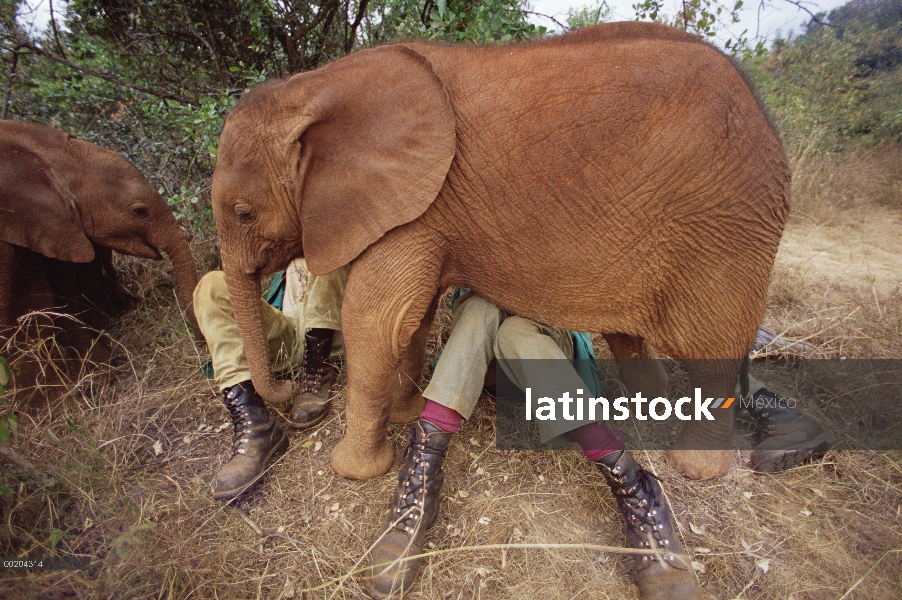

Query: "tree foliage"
(418, 0), (545, 43)
(633, 0), (759, 53)
(66, 0), (376, 94)
(751, 0), (902, 148)
(566, 1), (611, 30)
(2, 0), (901, 244)
(0, 1), (547, 242)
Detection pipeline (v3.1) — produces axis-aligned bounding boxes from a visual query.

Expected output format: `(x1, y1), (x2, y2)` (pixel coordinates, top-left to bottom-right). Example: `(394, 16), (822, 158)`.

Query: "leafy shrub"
(749, 0), (902, 151)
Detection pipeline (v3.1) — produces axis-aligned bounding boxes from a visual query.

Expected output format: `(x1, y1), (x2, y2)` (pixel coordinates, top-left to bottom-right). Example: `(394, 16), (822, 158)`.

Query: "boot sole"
(362, 580), (401, 600)
(750, 432), (836, 473)
(211, 431), (290, 501)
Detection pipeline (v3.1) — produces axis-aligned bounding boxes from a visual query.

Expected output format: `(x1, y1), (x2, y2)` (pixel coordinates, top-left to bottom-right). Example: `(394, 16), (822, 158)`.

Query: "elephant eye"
(132, 206), (150, 219)
(234, 203), (255, 225)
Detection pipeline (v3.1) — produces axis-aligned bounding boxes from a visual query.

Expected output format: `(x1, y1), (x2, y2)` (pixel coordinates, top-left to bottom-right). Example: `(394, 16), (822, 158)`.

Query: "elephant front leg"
(330, 251), (442, 481)
(388, 292), (441, 424)
(98, 247), (134, 316)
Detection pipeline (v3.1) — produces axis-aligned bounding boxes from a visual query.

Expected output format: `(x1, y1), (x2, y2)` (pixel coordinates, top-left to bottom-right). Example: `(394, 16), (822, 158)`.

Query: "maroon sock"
(569, 422), (625, 462)
(420, 399), (463, 433)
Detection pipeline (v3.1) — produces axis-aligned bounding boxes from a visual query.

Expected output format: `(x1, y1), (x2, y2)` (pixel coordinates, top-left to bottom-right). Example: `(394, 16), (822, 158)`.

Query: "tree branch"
(0, 442), (56, 486)
(421, 0), (435, 28)
(3, 47), (18, 119)
(345, 0), (371, 53)
(48, 0), (66, 58)
(776, 0), (834, 28)
(523, 11), (570, 32)
(8, 36), (199, 106)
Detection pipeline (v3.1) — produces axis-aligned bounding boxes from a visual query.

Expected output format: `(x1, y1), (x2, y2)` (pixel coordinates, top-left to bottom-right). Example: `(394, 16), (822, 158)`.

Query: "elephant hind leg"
(649, 305), (753, 480)
(603, 333), (669, 399)
(604, 333), (737, 480)
(666, 359), (742, 480)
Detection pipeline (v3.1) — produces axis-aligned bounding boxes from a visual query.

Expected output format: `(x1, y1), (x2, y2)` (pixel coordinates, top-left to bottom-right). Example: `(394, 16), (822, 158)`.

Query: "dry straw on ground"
(1, 148), (901, 599)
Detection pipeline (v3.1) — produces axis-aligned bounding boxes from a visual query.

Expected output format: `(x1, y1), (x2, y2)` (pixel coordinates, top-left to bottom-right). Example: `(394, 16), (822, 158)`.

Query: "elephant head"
(211, 45), (456, 405)
(0, 120), (201, 338)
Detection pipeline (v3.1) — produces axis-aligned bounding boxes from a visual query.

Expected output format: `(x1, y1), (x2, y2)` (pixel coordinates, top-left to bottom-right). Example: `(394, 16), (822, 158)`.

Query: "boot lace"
(611, 469), (677, 563)
(390, 436), (447, 535)
(302, 337), (331, 394)
(223, 389), (253, 457)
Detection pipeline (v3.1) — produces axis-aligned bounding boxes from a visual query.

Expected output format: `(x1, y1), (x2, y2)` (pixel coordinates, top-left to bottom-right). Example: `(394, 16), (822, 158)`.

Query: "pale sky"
(18, 0), (851, 47)
(528, 0), (851, 44)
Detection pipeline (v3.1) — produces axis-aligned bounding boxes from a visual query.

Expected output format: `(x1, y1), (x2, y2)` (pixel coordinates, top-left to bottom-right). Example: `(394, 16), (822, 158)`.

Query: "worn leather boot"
(289, 328), (336, 428)
(596, 450), (702, 600)
(363, 420), (452, 598)
(745, 387), (836, 473)
(212, 381), (289, 501)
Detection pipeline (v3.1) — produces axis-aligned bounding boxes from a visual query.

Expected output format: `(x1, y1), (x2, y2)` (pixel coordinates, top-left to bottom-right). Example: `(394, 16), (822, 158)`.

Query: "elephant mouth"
(248, 245), (290, 276)
(94, 236), (163, 260)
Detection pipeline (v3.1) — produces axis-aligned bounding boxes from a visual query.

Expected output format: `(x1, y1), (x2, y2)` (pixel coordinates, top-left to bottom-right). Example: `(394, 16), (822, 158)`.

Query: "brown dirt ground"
(777, 205), (902, 295)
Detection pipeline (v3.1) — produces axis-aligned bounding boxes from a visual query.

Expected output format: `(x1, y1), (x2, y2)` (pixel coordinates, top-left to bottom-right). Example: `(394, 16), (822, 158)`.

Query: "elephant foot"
(331, 434), (394, 480)
(389, 391), (425, 423)
(666, 449), (734, 480)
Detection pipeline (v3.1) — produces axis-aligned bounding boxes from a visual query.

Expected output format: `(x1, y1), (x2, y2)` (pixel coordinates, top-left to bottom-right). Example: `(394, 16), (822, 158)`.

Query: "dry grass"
(768, 145), (902, 358)
(2, 148), (902, 599)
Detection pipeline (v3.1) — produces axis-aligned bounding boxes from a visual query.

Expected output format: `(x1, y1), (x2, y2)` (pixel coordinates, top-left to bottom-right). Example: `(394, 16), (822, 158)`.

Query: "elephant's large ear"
(288, 45), (456, 275)
(0, 147), (95, 262)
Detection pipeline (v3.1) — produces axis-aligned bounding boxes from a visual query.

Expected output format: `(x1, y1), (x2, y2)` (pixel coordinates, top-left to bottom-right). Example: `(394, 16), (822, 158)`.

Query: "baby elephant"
(0, 120), (199, 393)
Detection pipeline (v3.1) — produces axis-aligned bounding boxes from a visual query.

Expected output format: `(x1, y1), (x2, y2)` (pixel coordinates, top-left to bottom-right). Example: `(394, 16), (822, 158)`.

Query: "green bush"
(749, 0), (902, 151)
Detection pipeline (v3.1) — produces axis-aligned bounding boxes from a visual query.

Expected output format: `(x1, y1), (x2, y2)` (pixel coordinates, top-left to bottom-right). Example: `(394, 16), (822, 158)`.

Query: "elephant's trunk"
(223, 267), (301, 407)
(154, 224), (202, 340)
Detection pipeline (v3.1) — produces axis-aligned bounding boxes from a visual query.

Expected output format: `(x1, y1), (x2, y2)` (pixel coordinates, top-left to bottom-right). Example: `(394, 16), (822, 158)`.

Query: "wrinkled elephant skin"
(211, 23), (789, 481)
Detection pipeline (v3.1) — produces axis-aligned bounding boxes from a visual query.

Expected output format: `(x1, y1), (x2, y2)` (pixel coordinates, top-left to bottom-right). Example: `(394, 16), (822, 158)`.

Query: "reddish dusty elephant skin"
(211, 23), (790, 482)
(0, 120), (201, 384)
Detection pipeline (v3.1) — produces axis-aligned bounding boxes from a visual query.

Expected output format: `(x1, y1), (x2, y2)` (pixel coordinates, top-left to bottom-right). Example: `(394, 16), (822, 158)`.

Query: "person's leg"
(299, 264), (348, 356)
(364, 294), (503, 598)
(288, 265), (350, 427)
(195, 271), (304, 392)
(193, 271), (297, 500)
(421, 294), (505, 423)
(494, 316), (700, 599)
(493, 316), (625, 455)
(593, 448), (701, 599)
(740, 374), (836, 473)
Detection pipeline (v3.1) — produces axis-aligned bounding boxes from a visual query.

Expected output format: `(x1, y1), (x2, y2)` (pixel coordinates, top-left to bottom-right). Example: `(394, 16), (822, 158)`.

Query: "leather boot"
(745, 387), (836, 473)
(212, 381), (289, 501)
(363, 420), (452, 598)
(289, 328), (336, 428)
(596, 450), (702, 600)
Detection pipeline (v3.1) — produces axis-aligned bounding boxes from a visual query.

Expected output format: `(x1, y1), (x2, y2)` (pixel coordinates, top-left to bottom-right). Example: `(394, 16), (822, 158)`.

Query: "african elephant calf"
(211, 22), (789, 481)
(0, 120), (200, 381)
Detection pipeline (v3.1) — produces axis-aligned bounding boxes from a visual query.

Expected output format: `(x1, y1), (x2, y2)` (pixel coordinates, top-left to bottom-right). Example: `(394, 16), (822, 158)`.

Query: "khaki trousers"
(193, 265), (349, 391)
(424, 294), (765, 443)
(424, 293), (599, 444)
